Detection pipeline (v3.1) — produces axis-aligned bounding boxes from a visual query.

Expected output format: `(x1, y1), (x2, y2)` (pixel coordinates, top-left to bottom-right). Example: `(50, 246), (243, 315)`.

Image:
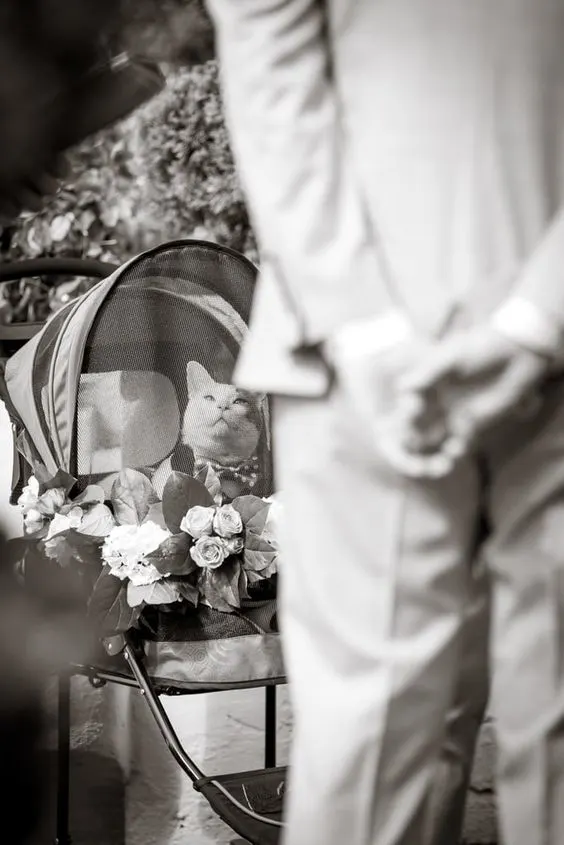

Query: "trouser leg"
(423, 561), (490, 845)
(484, 381), (564, 845)
(273, 390), (482, 845)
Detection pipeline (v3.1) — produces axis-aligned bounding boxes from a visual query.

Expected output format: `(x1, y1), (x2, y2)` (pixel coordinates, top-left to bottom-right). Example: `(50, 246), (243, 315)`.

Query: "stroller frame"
(0, 251), (285, 845)
(56, 642), (281, 845)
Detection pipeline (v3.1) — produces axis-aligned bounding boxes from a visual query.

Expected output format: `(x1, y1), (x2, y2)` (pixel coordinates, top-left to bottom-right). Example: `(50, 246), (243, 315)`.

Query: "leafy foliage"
(1, 60), (256, 324)
(125, 60), (256, 257)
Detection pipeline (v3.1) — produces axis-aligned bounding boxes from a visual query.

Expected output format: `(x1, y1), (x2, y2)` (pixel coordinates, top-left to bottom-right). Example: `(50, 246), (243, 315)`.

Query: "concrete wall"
(0, 403), (496, 845)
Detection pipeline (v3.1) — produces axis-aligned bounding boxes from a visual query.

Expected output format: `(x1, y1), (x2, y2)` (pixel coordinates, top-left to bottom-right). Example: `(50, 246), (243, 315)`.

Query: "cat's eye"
(233, 397), (248, 405)
(204, 394), (215, 401)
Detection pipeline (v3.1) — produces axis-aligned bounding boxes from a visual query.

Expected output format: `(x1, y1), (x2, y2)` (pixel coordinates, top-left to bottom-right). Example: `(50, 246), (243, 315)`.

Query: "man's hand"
(327, 319), (468, 478)
(398, 324), (551, 457)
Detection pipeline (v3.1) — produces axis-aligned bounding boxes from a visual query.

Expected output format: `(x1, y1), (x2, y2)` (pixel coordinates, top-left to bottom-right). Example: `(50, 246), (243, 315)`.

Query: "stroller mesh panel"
(121, 243), (257, 323)
(140, 598), (277, 642)
(72, 246), (272, 498)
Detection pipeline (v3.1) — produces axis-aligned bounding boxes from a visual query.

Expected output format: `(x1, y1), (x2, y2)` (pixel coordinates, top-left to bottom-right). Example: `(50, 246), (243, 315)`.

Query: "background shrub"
(0, 59), (256, 324)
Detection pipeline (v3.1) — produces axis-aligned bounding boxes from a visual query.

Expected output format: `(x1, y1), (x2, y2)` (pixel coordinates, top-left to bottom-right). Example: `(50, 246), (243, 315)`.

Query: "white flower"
(213, 504), (243, 538)
(46, 507), (83, 540)
(102, 521), (171, 587)
(45, 503), (115, 542)
(18, 476), (40, 513)
(224, 535), (244, 556)
(78, 503), (116, 537)
(36, 487), (66, 516)
(23, 508), (44, 534)
(18, 476), (67, 517)
(180, 505), (216, 539)
(190, 535), (228, 569)
(262, 494), (283, 550)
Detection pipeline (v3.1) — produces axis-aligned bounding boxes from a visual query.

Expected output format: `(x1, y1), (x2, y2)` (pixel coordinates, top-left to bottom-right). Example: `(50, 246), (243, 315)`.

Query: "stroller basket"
(1, 242), (287, 844)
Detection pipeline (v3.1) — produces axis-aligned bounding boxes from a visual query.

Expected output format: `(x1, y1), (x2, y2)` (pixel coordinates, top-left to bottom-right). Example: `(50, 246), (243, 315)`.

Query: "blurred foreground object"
(0, 0), (165, 222)
(0, 530), (93, 845)
(1, 60), (256, 327)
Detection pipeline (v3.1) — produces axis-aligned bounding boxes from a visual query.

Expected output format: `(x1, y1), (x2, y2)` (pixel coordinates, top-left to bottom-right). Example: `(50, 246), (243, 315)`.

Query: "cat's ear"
(186, 361), (215, 394)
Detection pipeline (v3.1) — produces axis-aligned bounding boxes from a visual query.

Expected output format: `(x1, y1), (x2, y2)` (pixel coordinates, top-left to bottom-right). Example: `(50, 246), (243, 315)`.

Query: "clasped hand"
(364, 324), (550, 478)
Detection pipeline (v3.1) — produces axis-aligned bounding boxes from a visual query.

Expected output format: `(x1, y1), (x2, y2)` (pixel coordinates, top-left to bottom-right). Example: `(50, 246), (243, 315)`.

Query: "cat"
(152, 361), (265, 501)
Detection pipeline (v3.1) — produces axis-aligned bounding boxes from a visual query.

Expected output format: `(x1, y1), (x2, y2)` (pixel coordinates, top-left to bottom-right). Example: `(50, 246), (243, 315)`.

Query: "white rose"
(102, 521), (171, 586)
(224, 535), (244, 556)
(17, 476), (40, 513)
(36, 486), (66, 516)
(262, 495), (283, 550)
(180, 505), (216, 539)
(23, 508), (44, 534)
(46, 507), (83, 540)
(213, 504), (243, 538)
(190, 535), (228, 569)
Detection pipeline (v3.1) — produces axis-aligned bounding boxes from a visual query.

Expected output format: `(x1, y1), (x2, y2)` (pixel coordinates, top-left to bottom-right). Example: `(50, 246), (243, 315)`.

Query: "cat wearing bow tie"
(152, 361), (266, 501)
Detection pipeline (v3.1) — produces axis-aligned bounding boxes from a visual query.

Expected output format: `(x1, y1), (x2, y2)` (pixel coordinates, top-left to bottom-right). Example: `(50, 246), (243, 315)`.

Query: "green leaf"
(173, 578), (200, 606)
(243, 531), (279, 575)
(43, 529), (103, 571)
(162, 471), (214, 534)
(145, 533), (196, 576)
(87, 565), (121, 611)
(111, 469), (157, 525)
(87, 566), (141, 633)
(231, 495), (270, 535)
(197, 559), (242, 612)
(77, 503), (116, 537)
(238, 566), (250, 601)
(72, 485), (106, 507)
(37, 469), (77, 496)
(258, 554), (279, 580)
(143, 501), (168, 530)
(194, 462), (223, 505)
(127, 579), (181, 607)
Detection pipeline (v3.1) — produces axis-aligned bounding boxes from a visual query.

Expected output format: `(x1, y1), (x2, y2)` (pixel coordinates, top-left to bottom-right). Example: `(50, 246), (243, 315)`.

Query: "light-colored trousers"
(273, 376), (564, 845)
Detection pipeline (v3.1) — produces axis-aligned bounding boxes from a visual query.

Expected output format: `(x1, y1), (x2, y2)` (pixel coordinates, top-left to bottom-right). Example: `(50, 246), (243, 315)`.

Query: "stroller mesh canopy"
(14, 242), (270, 495)
(74, 243), (271, 496)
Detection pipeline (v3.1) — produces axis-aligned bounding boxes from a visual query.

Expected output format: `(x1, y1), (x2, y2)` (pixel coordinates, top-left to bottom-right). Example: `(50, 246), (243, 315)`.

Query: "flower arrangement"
(17, 465), (280, 634)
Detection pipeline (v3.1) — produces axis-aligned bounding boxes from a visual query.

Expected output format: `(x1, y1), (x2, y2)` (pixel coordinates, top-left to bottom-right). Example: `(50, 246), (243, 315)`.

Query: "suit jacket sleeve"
(205, 0), (399, 349)
(491, 209), (564, 359)
(510, 209), (564, 329)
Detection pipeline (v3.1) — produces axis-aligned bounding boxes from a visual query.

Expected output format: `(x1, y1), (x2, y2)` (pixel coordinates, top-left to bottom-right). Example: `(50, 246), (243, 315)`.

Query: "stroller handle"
(0, 257), (119, 343)
(0, 257), (118, 284)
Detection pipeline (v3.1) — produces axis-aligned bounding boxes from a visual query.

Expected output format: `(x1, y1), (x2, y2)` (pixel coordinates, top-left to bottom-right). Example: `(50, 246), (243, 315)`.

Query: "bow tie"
(194, 456), (260, 489)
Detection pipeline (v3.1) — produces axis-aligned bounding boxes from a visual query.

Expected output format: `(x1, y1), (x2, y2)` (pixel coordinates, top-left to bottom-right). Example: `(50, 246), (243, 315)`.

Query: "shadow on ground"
(30, 749), (125, 845)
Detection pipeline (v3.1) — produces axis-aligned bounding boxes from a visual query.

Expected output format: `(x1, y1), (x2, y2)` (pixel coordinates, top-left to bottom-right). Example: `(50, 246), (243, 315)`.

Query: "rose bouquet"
(17, 465), (280, 634)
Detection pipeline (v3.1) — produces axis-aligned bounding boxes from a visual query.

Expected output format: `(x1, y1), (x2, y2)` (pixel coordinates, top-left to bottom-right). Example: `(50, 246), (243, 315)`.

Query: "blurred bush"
(126, 60), (256, 258)
(0, 59), (256, 324)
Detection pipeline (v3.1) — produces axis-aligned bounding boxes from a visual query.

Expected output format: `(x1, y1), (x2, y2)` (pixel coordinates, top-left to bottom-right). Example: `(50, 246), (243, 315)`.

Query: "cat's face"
(181, 362), (263, 463)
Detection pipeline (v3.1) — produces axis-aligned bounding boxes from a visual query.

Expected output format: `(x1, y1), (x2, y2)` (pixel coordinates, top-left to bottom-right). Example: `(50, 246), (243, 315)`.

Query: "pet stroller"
(0, 241), (287, 845)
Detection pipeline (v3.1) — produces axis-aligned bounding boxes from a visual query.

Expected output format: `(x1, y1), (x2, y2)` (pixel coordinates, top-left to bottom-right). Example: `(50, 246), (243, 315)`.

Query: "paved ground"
(30, 698), (498, 845)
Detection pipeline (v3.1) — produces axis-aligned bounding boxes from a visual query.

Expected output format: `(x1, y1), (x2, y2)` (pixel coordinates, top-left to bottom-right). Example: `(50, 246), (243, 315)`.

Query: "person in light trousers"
(204, 2), (564, 843)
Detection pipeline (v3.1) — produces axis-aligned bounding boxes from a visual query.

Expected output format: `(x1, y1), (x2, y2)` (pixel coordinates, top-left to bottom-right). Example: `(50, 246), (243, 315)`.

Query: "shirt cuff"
(323, 309), (413, 365)
(490, 296), (564, 361)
